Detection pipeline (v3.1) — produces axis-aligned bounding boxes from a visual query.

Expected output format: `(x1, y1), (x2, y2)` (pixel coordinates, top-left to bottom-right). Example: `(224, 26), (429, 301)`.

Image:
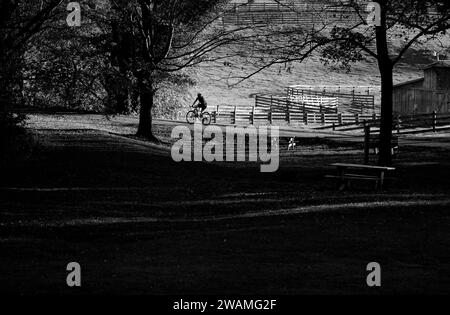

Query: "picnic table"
(327, 163), (396, 191)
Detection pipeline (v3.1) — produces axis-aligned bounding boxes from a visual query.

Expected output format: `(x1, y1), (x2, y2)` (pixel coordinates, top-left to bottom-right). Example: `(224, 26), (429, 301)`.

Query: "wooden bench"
(326, 163), (396, 191)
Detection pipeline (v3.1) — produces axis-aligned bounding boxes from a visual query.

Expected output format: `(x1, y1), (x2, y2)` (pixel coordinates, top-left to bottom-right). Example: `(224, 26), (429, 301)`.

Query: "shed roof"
(393, 78), (424, 88)
(423, 60), (450, 70)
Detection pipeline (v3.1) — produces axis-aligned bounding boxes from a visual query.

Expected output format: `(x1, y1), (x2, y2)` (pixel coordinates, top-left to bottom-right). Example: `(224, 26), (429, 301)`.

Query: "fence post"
(304, 112), (308, 125)
(233, 106), (237, 125)
(432, 110), (437, 132)
(214, 105), (219, 124)
(338, 113), (342, 125)
(332, 123), (336, 131)
(397, 115), (401, 134)
(269, 98), (273, 124)
(321, 112), (325, 125)
(355, 113), (359, 124)
(251, 106), (255, 125)
(286, 100), (291, 124)
(364, 123), (371, 165)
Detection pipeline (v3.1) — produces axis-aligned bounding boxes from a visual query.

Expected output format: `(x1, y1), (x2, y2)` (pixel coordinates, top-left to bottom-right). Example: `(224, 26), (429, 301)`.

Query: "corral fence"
(207, 104), (378, 126)
(229, 2), (330, 13)
(287, 85), (378, 114)
(315, 111), (450, 134)
(288, 85), (380, 96)
(223, 11), (361, 28)
(393, 112), (450, 134)
(255, 94), (339, 113)
(223, 2), (363, 27)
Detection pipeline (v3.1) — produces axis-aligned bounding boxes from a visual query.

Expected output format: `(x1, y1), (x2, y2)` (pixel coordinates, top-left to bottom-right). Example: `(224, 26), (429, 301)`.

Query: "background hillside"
(177, 0), (450, 111)
(187, 43), (448, 110)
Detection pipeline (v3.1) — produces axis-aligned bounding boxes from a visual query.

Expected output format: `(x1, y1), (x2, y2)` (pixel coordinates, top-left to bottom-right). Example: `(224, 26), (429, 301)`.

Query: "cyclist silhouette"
(192, 93), (207, 114)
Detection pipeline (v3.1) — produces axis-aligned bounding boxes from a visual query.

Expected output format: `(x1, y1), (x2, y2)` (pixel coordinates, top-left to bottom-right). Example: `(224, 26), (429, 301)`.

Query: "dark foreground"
(1, 127), (450, 294)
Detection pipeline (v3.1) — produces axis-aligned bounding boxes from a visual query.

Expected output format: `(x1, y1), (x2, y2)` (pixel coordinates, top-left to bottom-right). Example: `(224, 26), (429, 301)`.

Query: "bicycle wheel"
(201, 112), (212, 125)
(186, 111), (197, 124)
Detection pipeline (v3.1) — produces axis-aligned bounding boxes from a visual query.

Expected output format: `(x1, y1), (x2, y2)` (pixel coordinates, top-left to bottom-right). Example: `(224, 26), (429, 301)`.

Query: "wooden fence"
(288, 85), (381, 96)
(393, 112), (450, 133)
(315, 112), (450, 134)
(255, 94), (339, 113)
(287, 86), (376, 113)
(229, 2), (332, 13)
(208, 104), (378, 126)
(223, 2), (364, 27)
(223, 10), (361, 27)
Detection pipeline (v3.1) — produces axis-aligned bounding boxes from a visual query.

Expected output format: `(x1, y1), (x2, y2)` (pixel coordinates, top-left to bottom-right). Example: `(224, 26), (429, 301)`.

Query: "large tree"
(110, 0), (244, 140)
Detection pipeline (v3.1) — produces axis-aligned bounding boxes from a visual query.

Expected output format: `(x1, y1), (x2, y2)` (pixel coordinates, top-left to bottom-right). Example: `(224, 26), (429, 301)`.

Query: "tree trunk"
(375, 1), (393, 166)
(378, 62), (393, 166)
(136, 76), (157, 141)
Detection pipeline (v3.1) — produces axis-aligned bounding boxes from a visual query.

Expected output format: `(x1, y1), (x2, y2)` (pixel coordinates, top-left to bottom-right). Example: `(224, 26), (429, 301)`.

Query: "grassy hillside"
(188, 47), (438, 109)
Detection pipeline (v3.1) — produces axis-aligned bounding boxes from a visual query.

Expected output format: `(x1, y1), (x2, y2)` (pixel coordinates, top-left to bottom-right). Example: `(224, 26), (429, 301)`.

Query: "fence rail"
(256, 94), (338, 111)
(288, 85), (381, 96)
(208, 104), (378, 126)
(286, 87), (376, 113)
(223, 10), (361, 27)
(229, 2), (336, 13)
(315, 111), (450, 134)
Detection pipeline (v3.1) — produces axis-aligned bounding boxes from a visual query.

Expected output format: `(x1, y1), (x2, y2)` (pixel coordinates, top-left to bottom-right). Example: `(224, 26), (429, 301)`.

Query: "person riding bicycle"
(192, 93), (207, 115)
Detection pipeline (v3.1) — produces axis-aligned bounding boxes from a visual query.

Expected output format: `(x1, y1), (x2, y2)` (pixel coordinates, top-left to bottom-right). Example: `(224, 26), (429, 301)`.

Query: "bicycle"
(186, 105), (212, 126)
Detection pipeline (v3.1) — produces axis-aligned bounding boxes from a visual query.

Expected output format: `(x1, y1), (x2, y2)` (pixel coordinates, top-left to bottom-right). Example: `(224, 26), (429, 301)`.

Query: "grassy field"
(190, 52), (423, 108)
(1, 115), (450, 294)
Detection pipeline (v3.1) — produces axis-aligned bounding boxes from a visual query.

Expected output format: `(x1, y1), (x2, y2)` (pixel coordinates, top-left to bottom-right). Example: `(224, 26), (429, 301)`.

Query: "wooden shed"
(393, 60), (450, 114)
